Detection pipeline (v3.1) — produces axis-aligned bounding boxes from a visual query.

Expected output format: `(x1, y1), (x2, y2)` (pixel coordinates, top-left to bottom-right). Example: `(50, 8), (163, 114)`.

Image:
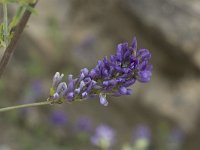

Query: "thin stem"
(0, 0), (38, 78)
(3, 3), (8, 46)
(0, 101), (51, 113)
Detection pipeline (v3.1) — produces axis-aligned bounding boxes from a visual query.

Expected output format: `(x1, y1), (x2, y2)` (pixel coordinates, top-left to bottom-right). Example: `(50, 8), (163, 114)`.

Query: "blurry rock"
(0, 145), (11, 150)
(125, 0), (200, 70)
(142, 73), (200, 131)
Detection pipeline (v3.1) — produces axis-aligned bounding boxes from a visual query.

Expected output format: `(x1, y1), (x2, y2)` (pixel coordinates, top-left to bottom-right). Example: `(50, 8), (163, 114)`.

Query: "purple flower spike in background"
(49, 37), (152, 106)
(50, 110), (68, 126)
(31, 80), (43, 97)
(167, 128), (185, 150)
(91, 124), (115, 149)
(75, 116), (92, 132)
(132, 124), (151, 150)
(133, 124), (152, 140)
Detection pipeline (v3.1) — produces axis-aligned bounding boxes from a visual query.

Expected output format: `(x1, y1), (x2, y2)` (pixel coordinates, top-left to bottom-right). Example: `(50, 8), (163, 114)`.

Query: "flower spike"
(49, 37), (152, 106)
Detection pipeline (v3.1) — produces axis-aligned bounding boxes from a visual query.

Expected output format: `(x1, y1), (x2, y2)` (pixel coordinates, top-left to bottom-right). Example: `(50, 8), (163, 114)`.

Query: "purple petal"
(137, 71), (152, 82)
(52, 72), (64, 88)
(68, 81), (75, 92)
(79, 73), (85, 82)
(99, 94), (108, 106)
(81, 68), (89, 76)
(89, 69), (98, 78)
(119, 86), (128, 95)
(66, 92), (74, 101)
(56, 82), (67, 94)
(123, 78), (136, 87)
(68, 74), (73, 82)
(82, 92), (88, 98)
(53, 93), (59, 100)
(131, 37), (137, 50)
(79, 81), (86, 90)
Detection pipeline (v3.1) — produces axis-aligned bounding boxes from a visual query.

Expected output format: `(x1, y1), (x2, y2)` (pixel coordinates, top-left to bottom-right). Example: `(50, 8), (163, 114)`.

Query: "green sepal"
(58, 97), (65, 104)
(49, 87), (55, 97)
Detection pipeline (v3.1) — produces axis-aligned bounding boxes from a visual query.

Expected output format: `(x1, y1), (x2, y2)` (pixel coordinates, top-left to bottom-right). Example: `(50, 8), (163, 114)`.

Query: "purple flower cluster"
(49, 37), (152, 106)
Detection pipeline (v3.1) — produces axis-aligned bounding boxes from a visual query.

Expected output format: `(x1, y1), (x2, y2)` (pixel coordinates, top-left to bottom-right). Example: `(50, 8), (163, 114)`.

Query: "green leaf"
(0, 0), (36, 4)
(0, 0), (18, 4)
(8, 6), (25, 33)
(0, 23), (3, 37)
(24, 4), (38, 15)
(0, 24), (6, 48)
(8, 2), (38, 39)
(0, 40), (6, 48)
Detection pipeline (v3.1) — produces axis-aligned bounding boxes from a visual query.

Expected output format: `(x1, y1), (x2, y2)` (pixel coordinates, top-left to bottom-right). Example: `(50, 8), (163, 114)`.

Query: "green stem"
(0, 101), (51, 113)
(3, 2), (8, 46)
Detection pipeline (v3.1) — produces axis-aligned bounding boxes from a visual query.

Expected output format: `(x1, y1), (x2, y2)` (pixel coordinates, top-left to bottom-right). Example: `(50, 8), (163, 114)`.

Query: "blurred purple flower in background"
(167, 128), (185, 150)
(49, 110), (68, 126)
(19, 79), (44, 116)
(50, 37), (152, 106)
(133, 124), (152, 140)
(74, 36), (96, 57)
(132, 124), (151, 150)
(20, 79), (43, 104)
(170, 128), (184, 143)
(31, 79), (43, 97)
(91, 124), (115, 149)
(75, 116), (92, 132)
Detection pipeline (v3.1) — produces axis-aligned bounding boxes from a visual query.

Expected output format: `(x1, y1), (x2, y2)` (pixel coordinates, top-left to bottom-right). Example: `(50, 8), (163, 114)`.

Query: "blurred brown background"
(0, 0), (200, 149)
